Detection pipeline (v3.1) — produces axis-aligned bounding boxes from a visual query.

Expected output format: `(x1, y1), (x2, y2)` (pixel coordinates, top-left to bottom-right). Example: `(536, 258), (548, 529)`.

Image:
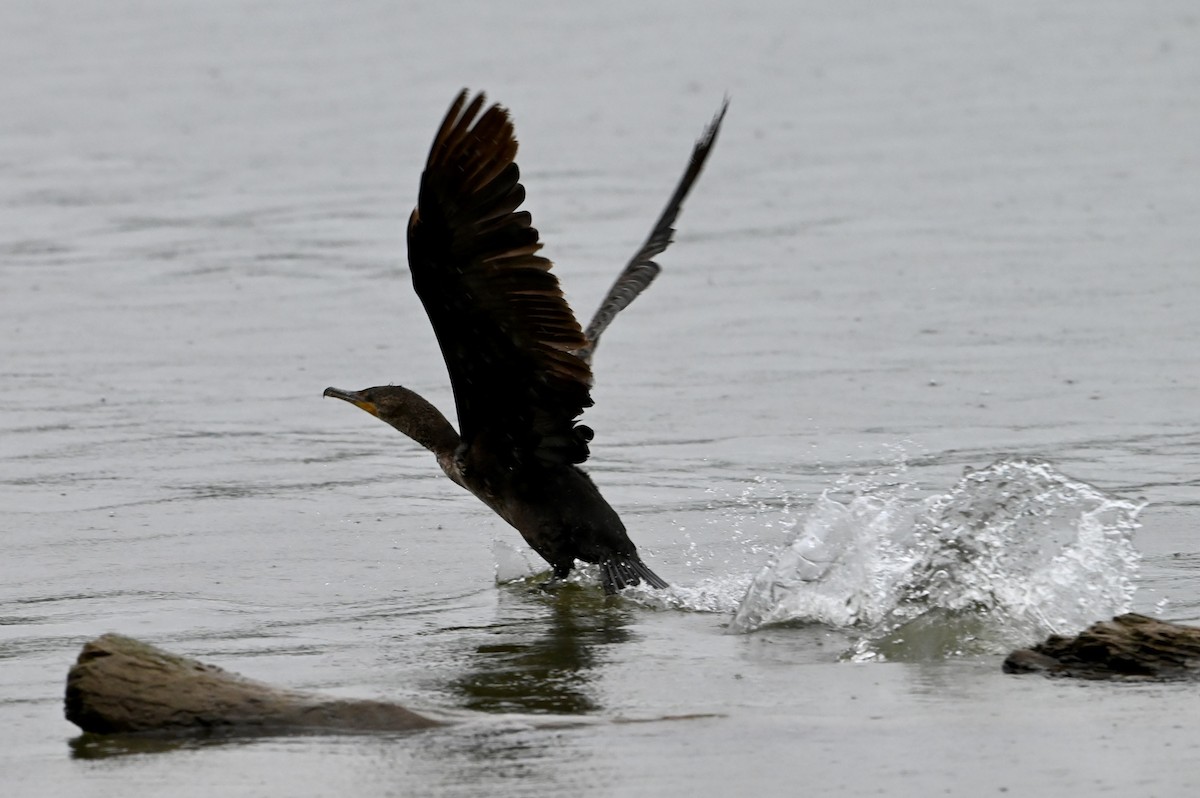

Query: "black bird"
(325, 90), (725, 594)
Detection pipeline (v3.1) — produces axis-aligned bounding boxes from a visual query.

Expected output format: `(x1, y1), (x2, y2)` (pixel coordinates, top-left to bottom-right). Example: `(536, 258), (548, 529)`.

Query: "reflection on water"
(69, 732), (226, 759)
(448, 588), (633, 715)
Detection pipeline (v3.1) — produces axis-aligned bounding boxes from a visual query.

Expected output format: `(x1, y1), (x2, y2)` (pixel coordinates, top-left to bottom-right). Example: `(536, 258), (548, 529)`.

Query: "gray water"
(4, 1), (1200, 795)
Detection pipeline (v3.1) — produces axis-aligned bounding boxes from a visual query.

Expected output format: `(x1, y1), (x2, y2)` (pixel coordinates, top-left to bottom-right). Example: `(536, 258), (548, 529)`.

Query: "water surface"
(4, 1), (1200, 795)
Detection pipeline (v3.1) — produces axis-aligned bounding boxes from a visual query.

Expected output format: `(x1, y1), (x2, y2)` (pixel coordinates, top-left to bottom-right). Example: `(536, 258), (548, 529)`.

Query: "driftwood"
(1004, 613), (1200, 680)
(73, 614), (1196, 735)
(65, 634), (444, 735)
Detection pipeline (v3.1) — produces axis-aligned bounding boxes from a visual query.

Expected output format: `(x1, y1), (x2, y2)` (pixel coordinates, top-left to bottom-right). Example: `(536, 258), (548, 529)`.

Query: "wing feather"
(408, 90), (594, 466)
(576, 99), (728, 364)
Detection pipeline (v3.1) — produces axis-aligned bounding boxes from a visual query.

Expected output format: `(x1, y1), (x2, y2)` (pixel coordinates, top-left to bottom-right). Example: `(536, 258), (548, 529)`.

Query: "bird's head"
(323, 385), (459, 455)
(323, 385), (408, 424)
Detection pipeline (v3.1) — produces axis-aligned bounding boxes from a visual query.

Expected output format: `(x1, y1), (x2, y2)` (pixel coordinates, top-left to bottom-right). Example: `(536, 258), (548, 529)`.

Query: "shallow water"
(4, 0), (1200, 795)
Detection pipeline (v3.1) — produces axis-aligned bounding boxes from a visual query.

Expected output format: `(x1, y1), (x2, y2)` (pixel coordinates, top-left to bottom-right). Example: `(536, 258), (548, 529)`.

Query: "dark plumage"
(325, 90), (725, 594)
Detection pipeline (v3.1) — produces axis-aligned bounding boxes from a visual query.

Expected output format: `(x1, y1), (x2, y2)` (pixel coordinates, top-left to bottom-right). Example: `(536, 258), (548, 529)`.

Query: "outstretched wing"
(574, 99), (728, 364)
(407, 90), (594, 466)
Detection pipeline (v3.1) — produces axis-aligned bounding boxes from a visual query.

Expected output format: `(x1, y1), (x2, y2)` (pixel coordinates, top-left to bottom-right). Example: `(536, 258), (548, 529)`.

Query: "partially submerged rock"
(1004, 613), (1200, 680)
(65, 633), (444, 735)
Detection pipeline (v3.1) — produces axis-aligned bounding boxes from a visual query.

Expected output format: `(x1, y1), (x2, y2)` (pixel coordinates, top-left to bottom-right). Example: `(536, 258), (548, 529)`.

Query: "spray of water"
(729, 458), (1143, 658)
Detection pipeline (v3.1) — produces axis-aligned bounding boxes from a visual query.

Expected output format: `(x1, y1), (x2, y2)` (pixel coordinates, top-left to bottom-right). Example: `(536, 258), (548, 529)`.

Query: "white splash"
(729, 459), (1143, 656)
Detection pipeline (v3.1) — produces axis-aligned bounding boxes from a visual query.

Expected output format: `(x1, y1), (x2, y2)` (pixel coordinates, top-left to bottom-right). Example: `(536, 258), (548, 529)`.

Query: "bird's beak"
(323, 387), (379, 418)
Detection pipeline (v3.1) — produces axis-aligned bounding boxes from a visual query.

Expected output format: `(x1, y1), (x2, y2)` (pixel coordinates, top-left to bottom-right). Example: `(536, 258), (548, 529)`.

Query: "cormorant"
(325, 90), (725, 594)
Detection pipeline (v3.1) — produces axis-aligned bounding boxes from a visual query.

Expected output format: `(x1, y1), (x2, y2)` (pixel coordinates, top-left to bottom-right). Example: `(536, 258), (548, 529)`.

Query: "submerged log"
(65, 634), (444, 735)
(1004, 613), (1200, 680)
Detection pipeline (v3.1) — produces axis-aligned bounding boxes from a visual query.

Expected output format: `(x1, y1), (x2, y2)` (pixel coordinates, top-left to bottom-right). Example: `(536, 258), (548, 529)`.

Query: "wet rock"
(1004, 613), (1200, 680)
(65, 634), (444, 735)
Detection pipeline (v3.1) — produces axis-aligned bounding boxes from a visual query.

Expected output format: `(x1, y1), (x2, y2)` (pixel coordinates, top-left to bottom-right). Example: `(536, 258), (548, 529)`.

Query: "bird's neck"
(380, 388), (462, 461)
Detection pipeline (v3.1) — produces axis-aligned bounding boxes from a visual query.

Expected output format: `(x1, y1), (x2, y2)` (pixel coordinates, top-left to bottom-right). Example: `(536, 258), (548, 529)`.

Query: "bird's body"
(325, 90), (725, 593)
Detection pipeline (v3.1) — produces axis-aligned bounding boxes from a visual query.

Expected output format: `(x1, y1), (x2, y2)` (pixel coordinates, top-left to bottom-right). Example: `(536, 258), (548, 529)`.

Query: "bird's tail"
(601, 557), (669, 594)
